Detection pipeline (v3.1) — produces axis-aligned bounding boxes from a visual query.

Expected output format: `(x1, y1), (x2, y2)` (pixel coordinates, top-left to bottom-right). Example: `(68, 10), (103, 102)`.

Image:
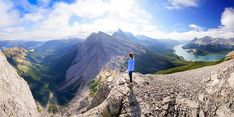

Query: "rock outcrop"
(76, 59), (234, 117)
(226, 51), (234, 60)
(0, 51), (40, 117)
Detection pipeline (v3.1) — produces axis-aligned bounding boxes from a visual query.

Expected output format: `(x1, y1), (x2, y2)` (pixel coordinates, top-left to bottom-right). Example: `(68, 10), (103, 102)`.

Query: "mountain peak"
(112, 29), (135, 41)
(88, 31), (110, 37)
(85, 31), (112, 44)
(191, 37), (199, 42)
(204, 36), (212, 38)
(98, 31), (106, 35)
(112, 29), (125, 37)
(117, 28), (124, 33)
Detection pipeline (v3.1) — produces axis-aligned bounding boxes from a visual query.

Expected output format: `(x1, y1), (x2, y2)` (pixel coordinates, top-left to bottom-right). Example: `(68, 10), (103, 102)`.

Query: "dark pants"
(128, 71), (133, 83)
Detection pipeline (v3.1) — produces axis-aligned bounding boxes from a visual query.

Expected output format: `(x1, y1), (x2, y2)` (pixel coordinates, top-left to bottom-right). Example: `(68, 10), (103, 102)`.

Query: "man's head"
(129, 52), (134, 58)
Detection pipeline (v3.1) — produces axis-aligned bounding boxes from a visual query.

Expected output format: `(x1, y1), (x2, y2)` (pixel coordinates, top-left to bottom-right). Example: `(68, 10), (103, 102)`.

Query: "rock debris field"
(78, 59), (234, 117)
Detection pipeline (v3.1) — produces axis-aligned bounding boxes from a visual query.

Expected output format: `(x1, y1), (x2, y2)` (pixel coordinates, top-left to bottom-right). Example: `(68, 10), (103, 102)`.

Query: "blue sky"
(140, 0), (234, 32)
(0, 0), (234, 40)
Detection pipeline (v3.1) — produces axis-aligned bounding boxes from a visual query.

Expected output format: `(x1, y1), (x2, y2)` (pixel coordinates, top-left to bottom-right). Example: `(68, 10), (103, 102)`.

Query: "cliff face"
(0, 52), (39, 117)
(76, 59), (234, 117)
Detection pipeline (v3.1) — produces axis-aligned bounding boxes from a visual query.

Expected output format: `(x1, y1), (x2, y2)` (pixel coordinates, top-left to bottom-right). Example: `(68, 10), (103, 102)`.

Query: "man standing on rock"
(128, 52), (135, 84)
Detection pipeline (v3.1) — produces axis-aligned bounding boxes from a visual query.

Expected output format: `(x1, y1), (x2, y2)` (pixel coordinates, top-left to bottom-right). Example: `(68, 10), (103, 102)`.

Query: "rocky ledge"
(74, 59), (234, 117)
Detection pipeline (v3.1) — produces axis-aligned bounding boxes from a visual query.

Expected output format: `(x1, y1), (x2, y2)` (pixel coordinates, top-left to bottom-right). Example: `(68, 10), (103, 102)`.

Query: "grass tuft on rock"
(88, 79), (101, 96)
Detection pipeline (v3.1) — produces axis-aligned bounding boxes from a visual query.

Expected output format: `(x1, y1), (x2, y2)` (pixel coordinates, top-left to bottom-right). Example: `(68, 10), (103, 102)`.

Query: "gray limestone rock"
(0, 52), (40, 117)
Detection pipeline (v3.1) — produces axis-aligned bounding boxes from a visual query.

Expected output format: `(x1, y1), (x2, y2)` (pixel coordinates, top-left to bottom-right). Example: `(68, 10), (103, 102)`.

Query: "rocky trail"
(76, 59), (234, 117)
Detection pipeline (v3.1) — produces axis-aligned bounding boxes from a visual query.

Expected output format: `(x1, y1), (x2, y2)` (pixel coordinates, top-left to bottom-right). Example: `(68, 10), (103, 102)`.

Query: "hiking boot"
(128, 82), (133, 89)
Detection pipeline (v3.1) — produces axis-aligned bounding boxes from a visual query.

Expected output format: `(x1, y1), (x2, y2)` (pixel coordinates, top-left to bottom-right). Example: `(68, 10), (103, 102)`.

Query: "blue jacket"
(128, 58), (135, 72)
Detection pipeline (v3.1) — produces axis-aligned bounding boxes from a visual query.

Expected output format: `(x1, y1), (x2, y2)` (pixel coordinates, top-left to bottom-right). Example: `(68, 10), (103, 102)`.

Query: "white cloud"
(189, 24), (203, 31)
(166, 0), (199, 9)
(0, 0), (158, 40)
(146, 8), (234, 40)
(0, 0), (20, 28)
(38, 0), (51, 7)
(221, 8), (234, 31)
(0, 0), (233, 40)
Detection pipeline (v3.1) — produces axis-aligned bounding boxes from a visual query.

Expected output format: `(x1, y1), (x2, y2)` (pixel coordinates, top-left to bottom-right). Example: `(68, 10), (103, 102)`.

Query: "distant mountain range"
(0, 40), (45, 50)
(183, 36), (234, 55)
(1, 29), (186, 106)
(58, 30), (189, 113)
(61, 29), (184, 90)
(1, 30), (234, 116)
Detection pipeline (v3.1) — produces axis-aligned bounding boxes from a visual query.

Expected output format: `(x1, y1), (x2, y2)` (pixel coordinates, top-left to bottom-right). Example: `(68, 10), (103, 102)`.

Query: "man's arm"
(132, 59), (135, 71)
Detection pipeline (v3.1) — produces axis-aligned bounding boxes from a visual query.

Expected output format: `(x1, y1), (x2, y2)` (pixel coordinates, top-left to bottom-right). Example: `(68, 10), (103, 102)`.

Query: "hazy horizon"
(0, 29), (191, 41)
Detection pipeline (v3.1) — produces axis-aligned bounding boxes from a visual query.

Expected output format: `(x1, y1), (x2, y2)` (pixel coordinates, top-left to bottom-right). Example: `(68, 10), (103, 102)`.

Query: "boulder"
(226, 51), (234, 60)
(104, 97), (123, 117)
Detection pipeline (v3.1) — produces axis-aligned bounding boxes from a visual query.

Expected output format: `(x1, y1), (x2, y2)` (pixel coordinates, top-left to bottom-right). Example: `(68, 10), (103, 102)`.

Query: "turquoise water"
(174, 44), (226, 61)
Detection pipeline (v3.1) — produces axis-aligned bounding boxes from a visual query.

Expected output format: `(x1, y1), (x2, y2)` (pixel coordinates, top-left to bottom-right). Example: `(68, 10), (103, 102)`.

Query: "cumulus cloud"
(166, 0), (199, 9)
(38, 0), (51, 7)
(0, 0), (233, 40)
(0, 0), (20, 27)
(221, 8), (234, 31)
(0, 0), (159, 40)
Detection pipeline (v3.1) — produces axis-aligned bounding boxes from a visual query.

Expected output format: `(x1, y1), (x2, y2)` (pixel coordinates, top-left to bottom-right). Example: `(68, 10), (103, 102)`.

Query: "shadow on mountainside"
(128, 88), (141, 117)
